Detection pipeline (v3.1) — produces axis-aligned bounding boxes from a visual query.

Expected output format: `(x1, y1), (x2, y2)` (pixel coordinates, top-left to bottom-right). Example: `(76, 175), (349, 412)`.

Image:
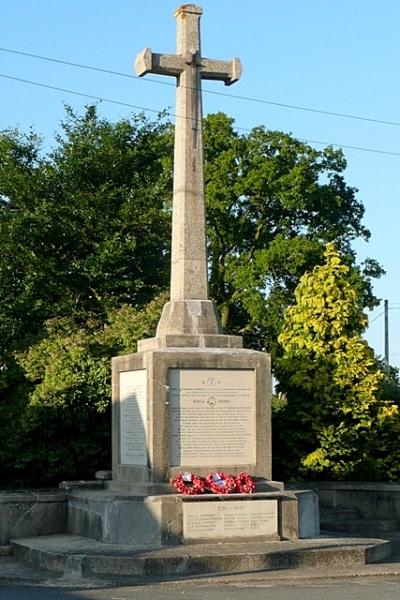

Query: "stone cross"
(135, 4), (242, 337)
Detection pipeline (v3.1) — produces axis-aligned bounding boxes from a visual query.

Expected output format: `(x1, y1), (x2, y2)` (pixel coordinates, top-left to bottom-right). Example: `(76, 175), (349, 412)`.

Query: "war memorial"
(106, 2), (316, 544)
(2, 5), (395, 583)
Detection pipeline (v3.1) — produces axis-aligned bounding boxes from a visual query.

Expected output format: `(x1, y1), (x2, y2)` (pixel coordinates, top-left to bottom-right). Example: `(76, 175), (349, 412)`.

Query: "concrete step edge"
(321, 518), (400, 525)
(12, 539), (65, 573)
(321, 521), (400, 534)
(10, 536), (393, 579)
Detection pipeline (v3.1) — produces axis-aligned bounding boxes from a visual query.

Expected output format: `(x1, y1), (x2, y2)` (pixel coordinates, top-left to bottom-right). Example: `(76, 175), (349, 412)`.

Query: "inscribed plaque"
(120, 370), (147, 465)
(183, 499), (278, 540)
(169, 369), (255, 466)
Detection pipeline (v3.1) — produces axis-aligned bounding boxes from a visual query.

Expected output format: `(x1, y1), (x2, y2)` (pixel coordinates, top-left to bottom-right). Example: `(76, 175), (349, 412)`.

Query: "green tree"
(18, 293), (167, 413)
(204, 113), (382, 354)
(378, 362), (400, 406)
(4, 294), (166, 486)
(273, 243), (397, 480)
(0, 107), (173, 485)
(0, 108), (380, 364)
(0, 106), (172, 352)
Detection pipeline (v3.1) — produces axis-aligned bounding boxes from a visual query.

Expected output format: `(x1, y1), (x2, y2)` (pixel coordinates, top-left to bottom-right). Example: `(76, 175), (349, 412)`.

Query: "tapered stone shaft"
(171, 5), (207, 300)
(135, 4), (242, 335)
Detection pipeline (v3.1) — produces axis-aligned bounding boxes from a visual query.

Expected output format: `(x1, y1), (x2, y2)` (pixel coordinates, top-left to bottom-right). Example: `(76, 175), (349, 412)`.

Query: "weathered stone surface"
(293, 490), (320, 538)
(296, 481), (400, 520)
(0, 491), (66, 545)
(295, 481), (400, 543)
(94, 470), (112, 480)
(169, 368), (256, 467)
(137, 333), (242, 352)
(11, 533), (394, 580)
(155, 300), (222, 337)
(119, 369), (147, 466)
(182, 498), (279, 541)
(67, 491), (163, 546)
(278, 495), (299, 541)
(59, 480), (105, 491)
(65, 490), (298, 545)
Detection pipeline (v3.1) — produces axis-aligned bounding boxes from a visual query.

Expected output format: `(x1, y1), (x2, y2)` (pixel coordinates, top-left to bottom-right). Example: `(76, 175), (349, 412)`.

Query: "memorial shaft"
(172, 5), (207, 300)
(135, 4), (242, 305)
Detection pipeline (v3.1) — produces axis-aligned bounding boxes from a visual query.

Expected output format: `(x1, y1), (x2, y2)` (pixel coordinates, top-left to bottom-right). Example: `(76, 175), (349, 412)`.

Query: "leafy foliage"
(377, 363), (400, 405)
(18, 294), (167, 412)
(2, 294), (166, 486)
(204, 114), (382, 355)
(0, 107), (172, 351)
(0, 106), (172, 485)
(274, 244), (399, 480)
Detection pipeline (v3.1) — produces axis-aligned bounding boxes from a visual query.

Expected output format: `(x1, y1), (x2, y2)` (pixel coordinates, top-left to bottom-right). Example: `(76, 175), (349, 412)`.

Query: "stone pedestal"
(154, 300), (223, 337)
(110, 342), (272, 491)
(67, 490), (306, 545)
(105, 334), (314, 546)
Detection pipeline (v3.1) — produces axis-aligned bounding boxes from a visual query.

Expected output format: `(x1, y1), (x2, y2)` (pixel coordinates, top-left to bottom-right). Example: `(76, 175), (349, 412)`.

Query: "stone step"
(321, 519), (400, 537)
(11, 534), (393, 581)
(0, 555), (60, 584)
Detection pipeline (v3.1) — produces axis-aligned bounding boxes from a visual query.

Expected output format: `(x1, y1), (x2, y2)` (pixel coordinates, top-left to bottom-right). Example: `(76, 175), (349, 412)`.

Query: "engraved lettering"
(169, 369), (256, 467)
(183, 500), (278, 540)
(120, 370), (147, 465)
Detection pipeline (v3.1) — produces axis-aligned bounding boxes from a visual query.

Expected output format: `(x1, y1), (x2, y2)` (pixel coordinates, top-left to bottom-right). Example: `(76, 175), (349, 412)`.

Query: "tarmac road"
(2, 578), (400, 600)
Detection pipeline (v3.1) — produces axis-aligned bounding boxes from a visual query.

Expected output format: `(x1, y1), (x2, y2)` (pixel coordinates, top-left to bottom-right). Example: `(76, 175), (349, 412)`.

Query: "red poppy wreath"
(206, 471), (236, 494)
(235, 472), (255, 494)
(172, 472), (206, 495)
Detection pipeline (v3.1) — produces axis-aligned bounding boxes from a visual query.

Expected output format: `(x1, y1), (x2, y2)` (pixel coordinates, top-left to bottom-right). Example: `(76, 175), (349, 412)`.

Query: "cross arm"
(135, 48), (184, 78)
(201, 57), (242, 86)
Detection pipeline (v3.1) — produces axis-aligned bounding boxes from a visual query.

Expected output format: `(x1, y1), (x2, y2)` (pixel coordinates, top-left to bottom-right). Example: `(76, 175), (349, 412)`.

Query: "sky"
(0, 0), (399, 367)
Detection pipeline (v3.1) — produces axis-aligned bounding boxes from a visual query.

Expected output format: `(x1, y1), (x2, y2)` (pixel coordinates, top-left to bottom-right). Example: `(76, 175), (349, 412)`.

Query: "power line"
(1, 72), (400, 158)
(0, 73), (162, 115)
(370, 311), (384, 324)
(298, 138), (400, 157)
(369, 305), (400, 324)
(0, 47), (136, 81)
(1, 46), (400, 129)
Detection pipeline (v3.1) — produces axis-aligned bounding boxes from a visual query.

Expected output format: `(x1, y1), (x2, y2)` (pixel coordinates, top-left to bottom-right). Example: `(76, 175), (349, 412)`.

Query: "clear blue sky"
(1, 1), (399, 366)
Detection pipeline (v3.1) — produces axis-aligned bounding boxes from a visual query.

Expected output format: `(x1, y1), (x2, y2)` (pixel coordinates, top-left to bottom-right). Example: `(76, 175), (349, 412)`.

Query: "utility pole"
(384, 299), (390, 374)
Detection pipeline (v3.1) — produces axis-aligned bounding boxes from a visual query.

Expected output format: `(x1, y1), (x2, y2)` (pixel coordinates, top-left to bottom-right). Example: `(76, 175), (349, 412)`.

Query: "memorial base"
(66, 489), (315, 546)
(109, 337), (319, 546)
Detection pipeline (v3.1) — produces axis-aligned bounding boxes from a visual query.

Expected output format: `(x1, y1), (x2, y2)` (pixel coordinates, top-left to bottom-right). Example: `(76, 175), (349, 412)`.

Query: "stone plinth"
(137, 334), (243, 352)
(155, 300), (223, 337)
(111, 345), (272, 490)
(66, 489), (303, 545)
